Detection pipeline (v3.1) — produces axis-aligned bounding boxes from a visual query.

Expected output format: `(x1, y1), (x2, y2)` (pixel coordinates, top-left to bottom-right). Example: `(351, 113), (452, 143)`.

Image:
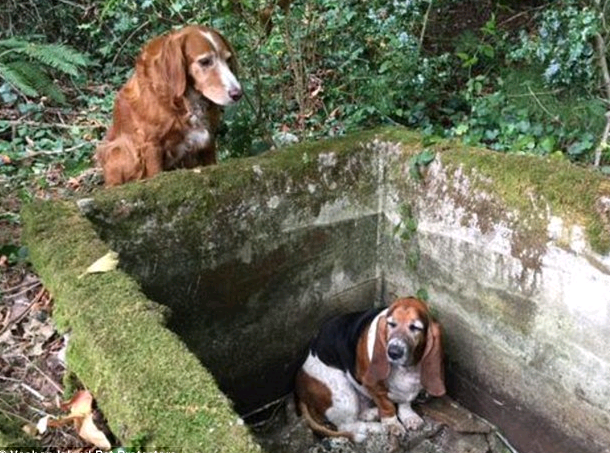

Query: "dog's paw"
(381, 416), (406, 438)
(398, 405), (424, 430)
(359, 407), (379, 422)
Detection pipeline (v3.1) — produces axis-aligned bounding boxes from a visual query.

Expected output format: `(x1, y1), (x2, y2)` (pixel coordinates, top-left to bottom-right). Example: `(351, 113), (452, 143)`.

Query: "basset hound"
(96, 25), (242, 186)
(295, 297), (445, 442)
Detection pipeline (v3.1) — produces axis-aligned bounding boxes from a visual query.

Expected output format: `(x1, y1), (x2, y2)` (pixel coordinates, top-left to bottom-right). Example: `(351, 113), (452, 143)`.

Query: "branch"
(595, 32), (610, 102)
(595, 111), (610, 167)
(419, 0), (433, 50)
(595, 31), (610, 167)
(1, 119), (104, 129)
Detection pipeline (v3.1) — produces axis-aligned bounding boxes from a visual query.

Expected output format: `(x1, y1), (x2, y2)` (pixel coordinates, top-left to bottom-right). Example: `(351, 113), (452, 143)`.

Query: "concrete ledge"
(21, 201), (260, 452)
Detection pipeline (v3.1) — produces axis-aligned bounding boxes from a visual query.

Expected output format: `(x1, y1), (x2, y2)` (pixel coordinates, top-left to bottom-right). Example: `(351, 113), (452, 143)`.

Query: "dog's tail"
(298, 400), (355, 442)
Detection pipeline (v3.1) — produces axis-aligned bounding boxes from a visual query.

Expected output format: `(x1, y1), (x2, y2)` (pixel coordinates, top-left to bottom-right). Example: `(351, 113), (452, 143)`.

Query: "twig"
(0, 402), (33, 425)
(3, 281), (41, 297)
(494, 431), (520, 453)
(419, 0), (433, 50)
(54, 0), (87, 10)
(1, 119), (104, 129)
(0, 287), (45, 337)
(0, 375), (21, 383)
(506, 89), (564, 97)
(28, 361), (64, 395)
(526, 84), (561, 123)
(111, 20), (151, 67)
(498, 5), (546, 28)
(12, 142), (94, 163)
(596, 32), (610, 102)
(240, 394), (289, 420)
(595, 111), (610, 167)
(20, 383), (45, 401)
(595, 31), (610, 167)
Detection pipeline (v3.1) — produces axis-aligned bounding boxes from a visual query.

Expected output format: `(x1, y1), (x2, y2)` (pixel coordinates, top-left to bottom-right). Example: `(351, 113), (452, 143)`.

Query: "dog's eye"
(387, 320), (397, 329)
(199, 57), (213, 68)
(409, 324), (424, 333)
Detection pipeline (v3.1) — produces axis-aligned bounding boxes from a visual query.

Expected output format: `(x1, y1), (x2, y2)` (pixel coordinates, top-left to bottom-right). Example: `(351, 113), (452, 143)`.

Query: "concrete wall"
(85, 140), (384, 414)
(80, 129), (610, 453)
(378, 142), (610, 453)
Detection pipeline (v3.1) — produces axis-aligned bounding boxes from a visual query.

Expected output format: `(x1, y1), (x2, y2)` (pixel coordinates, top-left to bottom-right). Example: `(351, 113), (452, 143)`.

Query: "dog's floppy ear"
(152, 34), (187, 103)
(421, 321), (446, 396)
(363, 316), (391, 386)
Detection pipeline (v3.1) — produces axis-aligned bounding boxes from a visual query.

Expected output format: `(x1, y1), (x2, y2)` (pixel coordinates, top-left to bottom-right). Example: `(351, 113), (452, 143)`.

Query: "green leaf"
(480, 44), (495, 59)
(416, 149), (436, 165)
(454, 123), (469, 136)
(0, 62), (39, 97)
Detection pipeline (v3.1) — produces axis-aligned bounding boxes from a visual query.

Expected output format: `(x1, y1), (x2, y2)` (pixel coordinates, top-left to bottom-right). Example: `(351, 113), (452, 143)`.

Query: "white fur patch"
(386, 364), (422, 403)
(303, 352), (385, 442)
(201, 31), (219, 52)
(367, 308), (388, 360)
(218, 60), (240, 94)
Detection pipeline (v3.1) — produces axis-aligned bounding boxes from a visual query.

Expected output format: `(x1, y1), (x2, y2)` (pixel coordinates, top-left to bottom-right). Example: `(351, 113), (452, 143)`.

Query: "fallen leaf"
(22, 423), (38, 437)
(36, 414), (50, 434)
(63, 390), (94, 416)
(78, 251), (119, 279)
(78, 413), (112, 450)
(55, 390), (112, 449)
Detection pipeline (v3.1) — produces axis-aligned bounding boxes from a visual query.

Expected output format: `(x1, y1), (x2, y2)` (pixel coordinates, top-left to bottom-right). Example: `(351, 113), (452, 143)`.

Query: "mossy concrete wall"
(80, 134), (384, 413)
(22, 128), (610, 453)
(21, 202), (261, 452)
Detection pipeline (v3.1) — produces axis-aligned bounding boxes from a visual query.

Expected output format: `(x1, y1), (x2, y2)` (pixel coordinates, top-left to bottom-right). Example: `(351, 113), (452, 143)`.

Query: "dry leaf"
(78, 413), (112, 450)
(78, 251), (119, 279)
(64, 389), (94, 416)
(36, 414), (50, 434)
(22, 423), (38, 437)
(54, 390), (112, 450)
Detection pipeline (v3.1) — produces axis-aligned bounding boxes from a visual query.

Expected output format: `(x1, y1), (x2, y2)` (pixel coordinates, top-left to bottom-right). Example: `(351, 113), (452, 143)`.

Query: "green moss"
(21, 201), (260, 452)
(438, 145), (610, 255)
(0, 413), (36, 448)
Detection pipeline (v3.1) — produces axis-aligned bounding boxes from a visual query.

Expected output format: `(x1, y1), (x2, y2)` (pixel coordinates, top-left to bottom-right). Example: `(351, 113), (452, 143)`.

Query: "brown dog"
(96, 25), (242, 186)
(295, 297), (445, 442)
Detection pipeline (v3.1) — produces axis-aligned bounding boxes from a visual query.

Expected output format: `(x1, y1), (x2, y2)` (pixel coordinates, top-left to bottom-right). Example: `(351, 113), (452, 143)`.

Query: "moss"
(0, 413), (36, 448)
(437, 145), (610, 255)
(21, 201), (260, 452)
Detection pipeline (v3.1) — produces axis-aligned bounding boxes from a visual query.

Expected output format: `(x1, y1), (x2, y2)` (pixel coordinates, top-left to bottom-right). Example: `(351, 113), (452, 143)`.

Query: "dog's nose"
(229, 87), (243, 102)
(387, 343), (405, 361)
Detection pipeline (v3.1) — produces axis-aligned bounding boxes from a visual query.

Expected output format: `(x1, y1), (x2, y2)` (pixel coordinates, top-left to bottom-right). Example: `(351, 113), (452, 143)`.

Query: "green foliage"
(510, 1), (600, 89)
(0, 37), (88, 104)
(2, 0), (610, 170)
(409, 149), (436, 180)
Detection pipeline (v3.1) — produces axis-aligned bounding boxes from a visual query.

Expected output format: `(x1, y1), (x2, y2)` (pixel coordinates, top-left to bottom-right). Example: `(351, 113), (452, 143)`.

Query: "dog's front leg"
(398, 402), (424, 430)
(368, 390), (406, 437)
(141, 142), (165, 178)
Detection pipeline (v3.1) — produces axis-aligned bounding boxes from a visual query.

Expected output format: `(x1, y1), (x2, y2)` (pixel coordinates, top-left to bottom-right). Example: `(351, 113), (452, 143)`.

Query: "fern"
(5, 60), (66, 103)
(0, 62), (39, 98)
(0, 37), (88, 104)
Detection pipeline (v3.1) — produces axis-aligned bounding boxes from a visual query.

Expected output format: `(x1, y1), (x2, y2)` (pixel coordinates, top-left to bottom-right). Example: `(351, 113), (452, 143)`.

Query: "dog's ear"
(363, 316), (391, 386)
(421, 321), (446, 396)
(153, 34), (187, 102)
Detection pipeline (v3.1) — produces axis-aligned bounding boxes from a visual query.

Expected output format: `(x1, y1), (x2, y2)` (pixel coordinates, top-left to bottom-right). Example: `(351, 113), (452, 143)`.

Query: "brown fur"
(96, 25), (241, 186)
(295, 370), (354, 441)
